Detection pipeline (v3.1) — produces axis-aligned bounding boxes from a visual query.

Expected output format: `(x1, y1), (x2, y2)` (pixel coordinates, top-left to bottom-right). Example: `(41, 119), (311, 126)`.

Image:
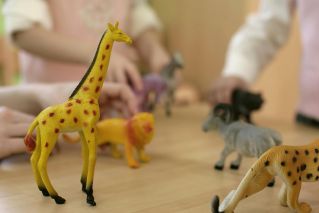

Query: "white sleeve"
(2, 0), (52, 41)
(130, 0), (162, 38)
(222, 0), (294, 83)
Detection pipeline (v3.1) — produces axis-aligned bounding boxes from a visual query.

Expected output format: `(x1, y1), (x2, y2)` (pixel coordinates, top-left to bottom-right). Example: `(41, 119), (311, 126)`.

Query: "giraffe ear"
(115, 21), (119, 29)
(108, 23), (115, 32)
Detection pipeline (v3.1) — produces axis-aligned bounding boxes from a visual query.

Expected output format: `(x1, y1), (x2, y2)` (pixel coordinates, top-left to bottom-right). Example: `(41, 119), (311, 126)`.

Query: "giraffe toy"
(24, 22), (132, 206)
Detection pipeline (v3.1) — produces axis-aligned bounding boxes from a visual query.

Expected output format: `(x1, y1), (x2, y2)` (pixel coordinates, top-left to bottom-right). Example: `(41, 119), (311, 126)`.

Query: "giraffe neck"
(70, 31), (114, 100)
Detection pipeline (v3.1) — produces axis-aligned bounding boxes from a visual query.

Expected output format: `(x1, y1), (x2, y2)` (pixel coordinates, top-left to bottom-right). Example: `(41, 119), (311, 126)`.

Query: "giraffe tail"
(24, 118), (39, 152)
(213, 154), (271, 212)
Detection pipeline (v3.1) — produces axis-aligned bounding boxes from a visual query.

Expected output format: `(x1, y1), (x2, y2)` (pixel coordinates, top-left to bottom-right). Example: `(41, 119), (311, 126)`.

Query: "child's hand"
(108, 52), (143, 91)
(210, 76), (249, 105)
(149, 48), (170, 74)
(34, 83), (138, 117)
(0, 107), (35, 159)
(99, 83), (139, 118)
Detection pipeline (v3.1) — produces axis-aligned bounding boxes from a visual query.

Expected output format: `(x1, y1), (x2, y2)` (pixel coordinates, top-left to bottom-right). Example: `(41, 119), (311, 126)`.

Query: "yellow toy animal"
(24, 22), (132, 206)
(64, 113), (155, 169)
(212, 140), (319, 213)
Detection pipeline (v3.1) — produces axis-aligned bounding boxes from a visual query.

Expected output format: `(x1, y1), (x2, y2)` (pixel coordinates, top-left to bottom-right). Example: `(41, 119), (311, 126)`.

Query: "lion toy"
(64, 112), (155, 168)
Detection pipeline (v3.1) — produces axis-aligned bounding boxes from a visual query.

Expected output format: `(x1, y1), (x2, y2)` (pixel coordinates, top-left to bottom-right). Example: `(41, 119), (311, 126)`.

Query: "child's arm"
(131, 0), (170, 73)
(3, 0), (95, 65)
(12, 25), (95, 65)
(3, 0), (144, 89)
(211, 0), (295, 104)
(135, 29), (170, 74)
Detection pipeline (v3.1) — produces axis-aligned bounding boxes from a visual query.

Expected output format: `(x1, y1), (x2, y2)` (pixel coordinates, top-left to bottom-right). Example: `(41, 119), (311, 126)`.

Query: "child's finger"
(115, 66), (128, 85)
(6, 123), (31, 137)
(99, 83), (138, 116)
(0, 107), (35, 123)
(125, 63), (143, 91)
(0, 138), (26, 159)
(118, 85), (138, 115)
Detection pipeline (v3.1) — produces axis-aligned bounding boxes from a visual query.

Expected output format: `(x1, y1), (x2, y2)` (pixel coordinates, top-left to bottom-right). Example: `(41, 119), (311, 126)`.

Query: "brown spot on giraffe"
(67, 109), (72, 114)
(89, 77), (94, 83)
(76, 99), (82, 104)
(74, 117), (78, 123)
(42, 120), (46, 125)
(66, 103), (73, 107)
(100, 64), (103, 70)
(89, 99), (95, 105)
(45, 142), (49, 148)
(55, 128), (60, 134)
(95, 86), (100, 93)
(93, 110), (97, 116)
(106, 44), (110, 50)
(98, 76), (103, 82)
(83, 86), (89, 91)
(60, 119), (65, 123)
(84, 110), (89, 115)
(49, 112), (55, 117)
(91, 128), (95, 133)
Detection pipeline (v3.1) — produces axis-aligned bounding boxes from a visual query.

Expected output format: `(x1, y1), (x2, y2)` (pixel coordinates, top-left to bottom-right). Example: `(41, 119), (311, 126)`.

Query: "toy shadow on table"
(202, 103), (282, 186)
(231, 89), (264, 123)
(211, 139), (319, 213)
(135, 52), (184, 116)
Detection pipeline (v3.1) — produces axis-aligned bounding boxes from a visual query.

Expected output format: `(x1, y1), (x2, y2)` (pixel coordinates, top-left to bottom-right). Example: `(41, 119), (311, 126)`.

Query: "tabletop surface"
(1, 104), (319, 213)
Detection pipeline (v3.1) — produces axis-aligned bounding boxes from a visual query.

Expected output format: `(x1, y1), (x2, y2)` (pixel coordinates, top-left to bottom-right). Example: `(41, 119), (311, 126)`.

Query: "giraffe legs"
(37, 132), (65, 204)
(79, 131), (89, 193)
(82, 127), (97, 206)
(30, 127), (49, 197)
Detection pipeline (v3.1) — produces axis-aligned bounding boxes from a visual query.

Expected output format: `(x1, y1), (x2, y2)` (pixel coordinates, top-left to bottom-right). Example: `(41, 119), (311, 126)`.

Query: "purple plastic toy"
(136, 53), (184, 115)
(136, 73), (167, 112)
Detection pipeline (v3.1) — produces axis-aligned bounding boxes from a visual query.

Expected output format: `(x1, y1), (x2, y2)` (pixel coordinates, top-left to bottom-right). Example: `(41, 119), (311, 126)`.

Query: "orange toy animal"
(64, 112), (155, 168)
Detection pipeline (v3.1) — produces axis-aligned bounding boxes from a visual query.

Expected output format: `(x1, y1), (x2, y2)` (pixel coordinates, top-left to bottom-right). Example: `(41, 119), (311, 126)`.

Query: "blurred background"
(0, 0), (301, 120)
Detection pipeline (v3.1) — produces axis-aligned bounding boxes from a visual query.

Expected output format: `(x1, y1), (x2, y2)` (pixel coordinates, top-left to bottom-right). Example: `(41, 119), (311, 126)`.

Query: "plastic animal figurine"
(23, 22), (132, 206)
(136, 52), (184, 115)
(212, 139), (319, 213)
(63, 112), (155, 168)
(160, 52), (184, 116)
(231, 89), (264, 123)
(202, 104), (282, 182)
(136, 73), (167, 112)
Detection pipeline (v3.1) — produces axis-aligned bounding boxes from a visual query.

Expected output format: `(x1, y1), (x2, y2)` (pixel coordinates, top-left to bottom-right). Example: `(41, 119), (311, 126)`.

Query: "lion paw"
(298, 202), (312, 213)
(140, 155), (151, 163)
(111, 151), (123, 159)
(129, 161), (140, 169)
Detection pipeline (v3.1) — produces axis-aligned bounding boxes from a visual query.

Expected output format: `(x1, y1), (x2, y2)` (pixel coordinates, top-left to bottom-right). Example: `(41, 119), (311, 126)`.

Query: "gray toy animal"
(202, 104), (282, 185)
(160, 52), (184, 116)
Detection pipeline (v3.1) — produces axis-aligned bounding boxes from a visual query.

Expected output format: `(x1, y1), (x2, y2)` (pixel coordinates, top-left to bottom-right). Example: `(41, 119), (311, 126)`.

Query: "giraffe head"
(107, 22), (132, 44)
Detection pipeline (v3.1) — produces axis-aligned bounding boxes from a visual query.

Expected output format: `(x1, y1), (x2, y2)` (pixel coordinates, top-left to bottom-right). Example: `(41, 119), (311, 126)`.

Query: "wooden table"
(1, 104), (319, 213)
